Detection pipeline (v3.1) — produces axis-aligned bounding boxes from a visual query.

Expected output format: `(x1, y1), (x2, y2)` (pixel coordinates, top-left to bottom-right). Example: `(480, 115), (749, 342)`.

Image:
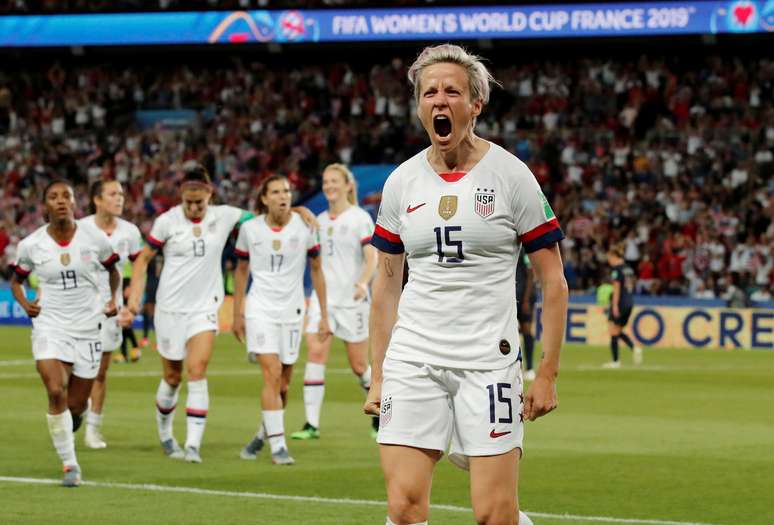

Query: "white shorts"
(100, 317), (122, 352)
(306, 301), (369, 343)
(377, 357), (523, 469)
(246, 317), (303, 365)
(154, 309), (219, 361)
(31, 331), (103, 380)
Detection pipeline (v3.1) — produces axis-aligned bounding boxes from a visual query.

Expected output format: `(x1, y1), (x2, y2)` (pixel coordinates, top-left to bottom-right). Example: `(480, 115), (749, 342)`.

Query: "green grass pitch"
(1, 325), (772, 524)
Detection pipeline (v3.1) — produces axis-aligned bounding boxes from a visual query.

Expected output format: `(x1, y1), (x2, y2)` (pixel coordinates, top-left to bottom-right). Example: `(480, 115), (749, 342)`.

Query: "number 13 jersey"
(10, 222), (119, 338)
(371, 142), (564, 370)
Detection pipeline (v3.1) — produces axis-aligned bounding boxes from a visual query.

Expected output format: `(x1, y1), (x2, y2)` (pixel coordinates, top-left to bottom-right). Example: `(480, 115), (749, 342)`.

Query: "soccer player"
(232, 175), (330, 466)
(516, 250), (538, 382)
(125, 164), (315, 463)
(10, 179), (120, 487)
(364, 45), (568, 525)
(83, 180), (142, 449)
(291, 164), (379, 441)
(603, 243), (643, 368)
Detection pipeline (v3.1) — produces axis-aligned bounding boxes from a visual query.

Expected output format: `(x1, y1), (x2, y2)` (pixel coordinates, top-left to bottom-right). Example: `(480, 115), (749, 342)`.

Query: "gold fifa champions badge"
(438, 195), (458, 221)
(272, 239), (282, 251)
(60, 253), (71, 266)
(193, 226), (202, 237)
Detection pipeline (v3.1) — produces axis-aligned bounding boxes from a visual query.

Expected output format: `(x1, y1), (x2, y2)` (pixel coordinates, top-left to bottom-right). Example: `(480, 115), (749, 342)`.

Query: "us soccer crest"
(474, 188), (495, 218)
(272, 239), (282, 251)
(60, 253), (71, 266)
(438, 195), (457, 221)
(193, 226), (202, 238)
(380, 395), (392, 427)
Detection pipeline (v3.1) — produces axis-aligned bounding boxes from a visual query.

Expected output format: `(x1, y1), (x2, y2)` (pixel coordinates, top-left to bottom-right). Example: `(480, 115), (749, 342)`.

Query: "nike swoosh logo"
(490, 429), (511, 438)
(406, 203), (426, 213)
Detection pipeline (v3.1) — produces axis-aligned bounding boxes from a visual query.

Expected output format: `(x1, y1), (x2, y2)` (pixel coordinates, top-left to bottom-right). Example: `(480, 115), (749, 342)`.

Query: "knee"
(473, 497), (517, 525)
(164, 369), (182, 387)
(46, 384), (67, 406)
(387, 491), (427, 524)
(69, 397), (88, 416)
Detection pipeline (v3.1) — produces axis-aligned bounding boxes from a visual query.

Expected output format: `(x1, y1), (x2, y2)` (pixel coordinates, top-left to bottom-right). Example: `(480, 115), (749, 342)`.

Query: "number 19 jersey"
(371, 142), (564, 370)
(235, 213), (320, 323)
(10, 222), (119, 338)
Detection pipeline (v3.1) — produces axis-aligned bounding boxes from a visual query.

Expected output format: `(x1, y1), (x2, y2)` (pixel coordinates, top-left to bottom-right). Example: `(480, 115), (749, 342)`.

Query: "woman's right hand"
(233, 315), (246, 344)
(363, 379), (382, 416)
(23, 297), (41, 318)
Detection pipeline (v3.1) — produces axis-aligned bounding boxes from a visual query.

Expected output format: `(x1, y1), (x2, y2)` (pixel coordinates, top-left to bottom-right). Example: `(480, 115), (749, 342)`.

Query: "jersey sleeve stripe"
(100, 253), (120, 269)
(519, 217), (561, 243)
(360, 235), (373, 245)
(9, 264), (31, 278)
(371, 226), (404, 254)
(147, 235), (165, 249)
(128, 250), (142, 262)
(234, 247), (249, 260)
(522, 228), (565, 253)
(307, 244), (321, 258)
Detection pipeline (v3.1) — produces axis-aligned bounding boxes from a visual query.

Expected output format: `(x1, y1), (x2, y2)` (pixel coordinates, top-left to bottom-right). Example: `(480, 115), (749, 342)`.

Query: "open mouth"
(433, 115), (452, 138)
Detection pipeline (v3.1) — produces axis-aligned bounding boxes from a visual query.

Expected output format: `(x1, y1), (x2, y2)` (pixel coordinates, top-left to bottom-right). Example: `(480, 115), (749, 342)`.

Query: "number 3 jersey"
(148, 204), (244, 313)
(234, 213), (320, 323)
(371, 142), (564, 370)
(10, 222), (119, 338)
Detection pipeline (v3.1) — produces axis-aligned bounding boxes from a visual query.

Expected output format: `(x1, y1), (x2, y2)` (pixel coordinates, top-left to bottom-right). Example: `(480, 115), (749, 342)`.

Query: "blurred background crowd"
(0, 47), (772, 302)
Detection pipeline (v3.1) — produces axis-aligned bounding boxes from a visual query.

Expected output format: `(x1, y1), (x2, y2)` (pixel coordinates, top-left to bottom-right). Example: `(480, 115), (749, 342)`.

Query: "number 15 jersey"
(371, 142), (564, 370)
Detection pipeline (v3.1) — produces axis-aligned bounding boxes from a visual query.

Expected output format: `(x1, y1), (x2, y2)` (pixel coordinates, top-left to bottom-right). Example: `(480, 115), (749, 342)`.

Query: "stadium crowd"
(0, 53), (772, 302)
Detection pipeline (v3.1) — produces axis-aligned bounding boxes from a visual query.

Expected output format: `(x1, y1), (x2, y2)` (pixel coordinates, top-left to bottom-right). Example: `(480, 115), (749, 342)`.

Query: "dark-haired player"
(124, 164), (316, 463)
(82, 180), (142, 449)
(10, 179), (120, 486)
(603, 243), (643, 368)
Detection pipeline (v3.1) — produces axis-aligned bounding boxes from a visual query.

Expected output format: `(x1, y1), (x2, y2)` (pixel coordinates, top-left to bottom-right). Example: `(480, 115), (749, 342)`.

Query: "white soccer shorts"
(154, 309), (219, 361)
(100, 316), (122, 352)
(246, 317), (304, 365)
(31, 331), (103, 379)
(306, 301), (369, 343)
(377, 357), (524, 469)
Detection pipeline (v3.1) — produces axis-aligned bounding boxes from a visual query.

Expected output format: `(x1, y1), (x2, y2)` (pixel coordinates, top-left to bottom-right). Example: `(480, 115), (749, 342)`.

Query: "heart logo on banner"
(734, 5), (754, 25)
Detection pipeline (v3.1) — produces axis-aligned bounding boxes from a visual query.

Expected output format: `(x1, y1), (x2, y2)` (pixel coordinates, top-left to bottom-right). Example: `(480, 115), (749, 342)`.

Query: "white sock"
(256, 422), (266, 440)
(155, 379), (179, 442)
(185, 379), (208, 450)
(519, 511), (534, 525)
(359, 365), (372, 391)
(303, 362), (325, 428)
(86, 411), (103, 429)
(47, 410), (78, 468)
(263, 409), (286, 453)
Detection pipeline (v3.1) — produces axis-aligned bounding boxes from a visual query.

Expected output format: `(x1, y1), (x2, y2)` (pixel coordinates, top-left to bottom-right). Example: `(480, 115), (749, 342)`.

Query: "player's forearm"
(109, 267), (121, 301)
(10, 278), (29, 308)
(127, 254), (149, 311)
(612, 283), (620, 305)
(369, 277), (401, 382)
(233, 264), (249, 318)
(311, 267), (329, 318)
(357, 246), (378, 287)
(539, 275), (568, 378)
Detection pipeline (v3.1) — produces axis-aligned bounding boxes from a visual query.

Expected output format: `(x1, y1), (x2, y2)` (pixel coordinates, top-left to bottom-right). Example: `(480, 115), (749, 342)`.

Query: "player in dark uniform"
(604, 243), (642, 368)
(516, 250), (537, 381)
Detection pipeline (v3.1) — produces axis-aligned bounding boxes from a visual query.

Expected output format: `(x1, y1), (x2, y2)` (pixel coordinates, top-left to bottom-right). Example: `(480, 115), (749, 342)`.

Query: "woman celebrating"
(603, 243), (643, 368)
(83, 180), (142, 449)
(233, 175), (330, 466)
(292, 163), (378, 441)
(10, 179), (120, 486)
(365, 45), (568, 525)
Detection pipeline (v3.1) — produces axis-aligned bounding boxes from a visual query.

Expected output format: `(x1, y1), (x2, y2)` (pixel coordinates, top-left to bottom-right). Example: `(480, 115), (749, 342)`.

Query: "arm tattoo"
(384, 258), (395, 278)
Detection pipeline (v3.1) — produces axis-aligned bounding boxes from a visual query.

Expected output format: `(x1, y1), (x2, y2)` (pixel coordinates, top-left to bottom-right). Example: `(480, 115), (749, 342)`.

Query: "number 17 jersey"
(371, 142), (564, 370)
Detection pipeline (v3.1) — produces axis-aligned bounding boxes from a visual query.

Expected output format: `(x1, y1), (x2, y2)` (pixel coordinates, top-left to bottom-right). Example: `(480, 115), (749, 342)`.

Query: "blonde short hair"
(324, 163), (358, 205)
(407, 44), (498, 105)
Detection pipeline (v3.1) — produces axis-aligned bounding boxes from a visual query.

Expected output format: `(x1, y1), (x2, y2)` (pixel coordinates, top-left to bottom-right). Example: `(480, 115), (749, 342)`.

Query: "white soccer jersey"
(371, 142), (564, 370)
(235, 213), (319, 323)
(314, 206), (374, 309)
(11, 222), (119, 338)
(81, 215), (142, 306)
(148, 204), (244, 313)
